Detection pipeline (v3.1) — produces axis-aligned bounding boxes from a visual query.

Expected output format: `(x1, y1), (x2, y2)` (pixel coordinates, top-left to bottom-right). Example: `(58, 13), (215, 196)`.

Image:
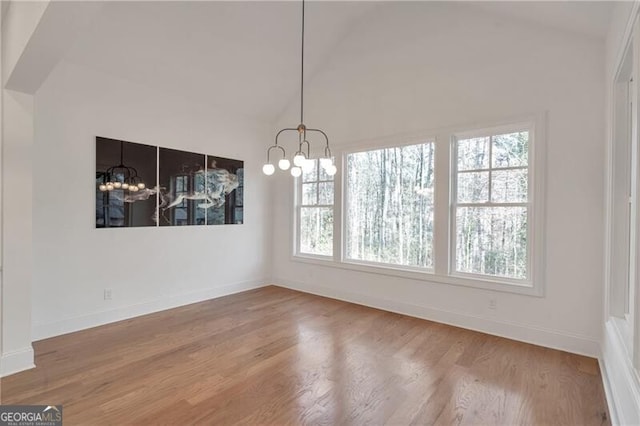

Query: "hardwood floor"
(1, 286), (609, 425)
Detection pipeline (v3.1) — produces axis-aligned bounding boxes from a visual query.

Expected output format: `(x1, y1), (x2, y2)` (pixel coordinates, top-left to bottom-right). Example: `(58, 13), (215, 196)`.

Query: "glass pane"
(346, 142), (435, 268)
(175, 208), (188, 226)
(492, 169), (528, 203)
(457, 137), (490, 171)
(302, 183), (317, 205)
(302, 159), (318, 182)
(176, 176), (186, 192)
(300, 207), (333, 256)
(318, 182), (334, 205)
(319, 159), (334, 181)
(492, 131), (529, 168)
(457, 171), (489, 203)
(235, 168), (244, 206)
(455, 207), (527, 279)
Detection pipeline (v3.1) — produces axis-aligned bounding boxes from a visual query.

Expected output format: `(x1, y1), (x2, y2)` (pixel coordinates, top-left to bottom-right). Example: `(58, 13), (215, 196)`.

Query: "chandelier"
(263, 0), (336, 177)
(98, 140), (147, 192)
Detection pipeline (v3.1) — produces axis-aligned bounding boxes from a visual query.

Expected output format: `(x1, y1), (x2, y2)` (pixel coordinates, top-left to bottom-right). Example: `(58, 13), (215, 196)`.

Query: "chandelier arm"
(295, 131), (302, 156)
(300, 139), (310, 157)
(267, 145), (286, 162)
(275, 128), (298, 145)
(127, 166), (140, 178)
(105, 165), (123, 180)
(307, 128), (331, 157)
(306, 128), (329, 145)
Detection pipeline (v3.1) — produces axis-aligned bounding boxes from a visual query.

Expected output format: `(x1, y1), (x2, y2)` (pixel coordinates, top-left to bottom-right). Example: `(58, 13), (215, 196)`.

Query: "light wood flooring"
(1, 286), (609, 425)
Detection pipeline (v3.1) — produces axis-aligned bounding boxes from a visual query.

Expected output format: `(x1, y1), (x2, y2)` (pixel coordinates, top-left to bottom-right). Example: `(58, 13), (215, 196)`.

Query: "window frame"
(292, 114), (546, 297)
(449, 122), (535, 286)
(294, 158), (335, 259)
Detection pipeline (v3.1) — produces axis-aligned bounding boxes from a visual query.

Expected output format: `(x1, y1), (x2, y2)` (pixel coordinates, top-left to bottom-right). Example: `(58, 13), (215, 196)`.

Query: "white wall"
(31, 60), (272, 339)
(272, 2), (605, 356)
(1, 90), (35, 376)
(1, 0), (49, 377)
(2, 1), (49, 84)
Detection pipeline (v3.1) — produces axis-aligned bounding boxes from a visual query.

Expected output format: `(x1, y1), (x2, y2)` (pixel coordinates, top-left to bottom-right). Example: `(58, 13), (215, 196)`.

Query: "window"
(297, 159), (334, 256)
(96, 172), (125, 227)
(234, 168), (244, 224)
(452, 128), (530, 281)
(172, 175), (190, 226)
(345, 142), (435, 268)
(293, 117), (543, 294)
(169, 173), (207, 226)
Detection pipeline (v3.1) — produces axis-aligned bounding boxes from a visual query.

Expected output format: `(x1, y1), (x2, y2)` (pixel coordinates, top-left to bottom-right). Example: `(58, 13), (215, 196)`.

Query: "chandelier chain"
(300, 0), (305, 125)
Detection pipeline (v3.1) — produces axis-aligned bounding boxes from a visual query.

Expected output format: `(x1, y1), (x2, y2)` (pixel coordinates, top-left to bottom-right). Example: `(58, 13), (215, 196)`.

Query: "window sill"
(291, 254), (543, 297)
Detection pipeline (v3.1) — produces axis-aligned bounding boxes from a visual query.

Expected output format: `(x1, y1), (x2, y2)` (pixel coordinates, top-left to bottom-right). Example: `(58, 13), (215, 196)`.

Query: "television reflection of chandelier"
(262, 0), (336, 178)
(98, 140), (147, 192)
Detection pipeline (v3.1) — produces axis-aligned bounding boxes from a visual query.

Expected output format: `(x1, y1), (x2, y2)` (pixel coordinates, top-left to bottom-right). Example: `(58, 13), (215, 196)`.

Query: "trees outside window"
(345, 142), (435, 268)
(297, 159), (334, 256)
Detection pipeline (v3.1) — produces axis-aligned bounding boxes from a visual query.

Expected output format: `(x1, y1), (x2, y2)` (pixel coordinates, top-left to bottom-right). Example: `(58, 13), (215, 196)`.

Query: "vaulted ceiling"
(58, 1), (615, 124)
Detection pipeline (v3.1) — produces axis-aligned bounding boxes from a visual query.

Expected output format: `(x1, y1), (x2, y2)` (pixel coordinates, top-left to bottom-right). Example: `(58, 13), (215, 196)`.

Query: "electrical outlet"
(489, 298), (497, 310)
(104, 288), (112, 300)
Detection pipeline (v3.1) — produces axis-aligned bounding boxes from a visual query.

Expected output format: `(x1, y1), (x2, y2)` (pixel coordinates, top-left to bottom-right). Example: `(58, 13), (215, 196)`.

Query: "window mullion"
(434, 133), (452, 276)
(334, 152), (343, 261)
(488, 135), (493, 203)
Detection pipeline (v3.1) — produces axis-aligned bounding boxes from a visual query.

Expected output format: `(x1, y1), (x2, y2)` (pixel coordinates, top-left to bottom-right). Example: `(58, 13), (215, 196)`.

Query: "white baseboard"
(600, 319), (640, 426)
(1, 346), (35, 378)
(32, 280), (268, 341)
(274, 279), (600, 358)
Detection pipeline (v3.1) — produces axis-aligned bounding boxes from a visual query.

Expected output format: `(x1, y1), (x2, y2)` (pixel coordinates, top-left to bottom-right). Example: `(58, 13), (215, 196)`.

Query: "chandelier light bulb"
(113, 182), (122, 189)
(263, 164), (275, 175)
(278, 159), (291, 170)
(326, 164), (337, 176)
(121, 183), (129, 190)
(293, 154), (306, 167)
(320, 157), (332, 169)
(106, 184), (114, 191)
(137, 182), (146, 189)
(99, 184), (107, 191)
(290, 166), (302, 177)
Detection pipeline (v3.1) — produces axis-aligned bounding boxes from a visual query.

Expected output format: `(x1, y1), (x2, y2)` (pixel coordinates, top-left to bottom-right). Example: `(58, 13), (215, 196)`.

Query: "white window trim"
(292, 113), (546, 297)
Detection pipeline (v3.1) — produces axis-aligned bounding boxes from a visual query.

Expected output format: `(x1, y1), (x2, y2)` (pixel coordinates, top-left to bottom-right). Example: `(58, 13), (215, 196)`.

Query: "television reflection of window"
(171, 171), (207, 226)
(195, 172), (206, 225)
(234, 168), (244, 224)
(96, 172), (126, 227)
(172, 175), (189, 226)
